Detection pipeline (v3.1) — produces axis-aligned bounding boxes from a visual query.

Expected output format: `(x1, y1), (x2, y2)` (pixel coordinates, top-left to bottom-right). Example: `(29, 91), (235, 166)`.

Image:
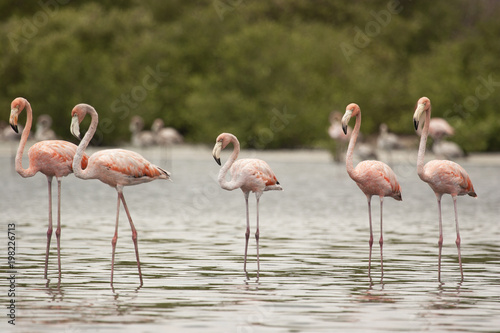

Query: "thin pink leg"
(118, 190), (143, 286)
(255, 193), (262, 280)
(44, 176), (54, 279)
(379, 196), (384, 276)
(452, 196), (463, 280)
(436, 194), (444, 282)
(55, 178), (62, 279)
(243, 192), (250, 279)
(111, 192), (120, 285)
(366, 195), (374, 276)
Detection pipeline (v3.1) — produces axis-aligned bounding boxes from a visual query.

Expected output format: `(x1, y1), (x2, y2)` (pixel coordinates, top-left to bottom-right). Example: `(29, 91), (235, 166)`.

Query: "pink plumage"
(212, 132), (282, 280)
(341, 103), (402, 276)
(70, 103), (170, 286)
(9, 97), (88, 279)
(413, 96), (476, 281)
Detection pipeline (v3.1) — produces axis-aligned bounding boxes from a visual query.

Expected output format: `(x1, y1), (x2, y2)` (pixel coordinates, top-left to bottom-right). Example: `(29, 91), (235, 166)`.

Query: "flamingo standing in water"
(341, 103), (402, 275)
(212, 133), (282, 279)
(413, 97), (476, 281)
(9, 97), (89, 279)
(70, 104), (170, 286)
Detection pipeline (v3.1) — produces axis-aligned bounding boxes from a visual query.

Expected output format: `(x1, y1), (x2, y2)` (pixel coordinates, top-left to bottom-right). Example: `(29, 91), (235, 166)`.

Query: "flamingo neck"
(417, 106), (430, 179)
(15, 100), (35, 177)
(218, 135), (241, 191)
(345, 111), (361, 179)
(74, 108), (98, 179)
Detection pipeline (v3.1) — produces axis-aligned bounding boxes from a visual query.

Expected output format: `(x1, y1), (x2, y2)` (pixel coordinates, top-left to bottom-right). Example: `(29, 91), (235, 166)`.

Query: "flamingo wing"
(230, 158), (279, 192)
(90, 149), (169, 186)
(354, 160), (401, 199)
(424, 160), (475, 196)
(28, 140), (88, 177)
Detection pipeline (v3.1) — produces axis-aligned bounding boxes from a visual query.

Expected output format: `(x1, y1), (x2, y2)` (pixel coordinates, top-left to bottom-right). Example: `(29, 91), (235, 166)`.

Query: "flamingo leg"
(44, 176), (54, 279)
(436, 194), (444, 282)
(379, 196), (384, 275)
(452, 196), (463, 280)
(118, 190), (143, 286)
(55, 178), (62, 279)
(243, 192), (250, 278)
(111, 191), (121, 285)
(255, 192), (262, 280)
(366, 195), (374, 275)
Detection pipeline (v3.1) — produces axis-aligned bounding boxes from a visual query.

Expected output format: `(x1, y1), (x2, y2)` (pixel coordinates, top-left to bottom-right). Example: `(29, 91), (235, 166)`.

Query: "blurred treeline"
(1, 0), (499, 150)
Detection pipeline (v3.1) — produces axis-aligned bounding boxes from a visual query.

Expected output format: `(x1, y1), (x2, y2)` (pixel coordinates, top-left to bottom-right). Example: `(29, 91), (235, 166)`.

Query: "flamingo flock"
(7, 96), (477, 285)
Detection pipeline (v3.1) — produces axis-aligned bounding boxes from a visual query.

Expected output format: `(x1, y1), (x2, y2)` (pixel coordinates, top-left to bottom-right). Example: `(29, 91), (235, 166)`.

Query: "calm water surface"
(1, 144), (499, 332)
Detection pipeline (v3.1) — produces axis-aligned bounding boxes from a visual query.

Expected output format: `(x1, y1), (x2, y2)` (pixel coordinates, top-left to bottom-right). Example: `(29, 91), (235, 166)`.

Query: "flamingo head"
(70, 103), (95, 140)
(9, 97), (28, 133)
(341, 103), (360, 135)
(129, 115), (145, 133)
(413, 97), (430, 131)
(212, 133), (236, 166)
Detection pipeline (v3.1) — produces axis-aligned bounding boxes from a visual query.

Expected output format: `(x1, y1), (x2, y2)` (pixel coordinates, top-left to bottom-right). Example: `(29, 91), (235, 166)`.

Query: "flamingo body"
(81, 149), (168, 187)
(71, 103), (170, 286)
(25, 140), (84, 178)
(420, 160), (475, 197)
(9, 97), (88, 280)
(342, 103), (402, 276)
(413, 96), (476, 281)
(226, 158), (280, 193)
(212, 133), (282, 279)
(351, 160), (402, 200)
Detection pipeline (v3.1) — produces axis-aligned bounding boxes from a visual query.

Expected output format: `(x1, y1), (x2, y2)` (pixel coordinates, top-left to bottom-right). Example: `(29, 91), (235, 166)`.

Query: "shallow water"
(1, 144), (500, 332)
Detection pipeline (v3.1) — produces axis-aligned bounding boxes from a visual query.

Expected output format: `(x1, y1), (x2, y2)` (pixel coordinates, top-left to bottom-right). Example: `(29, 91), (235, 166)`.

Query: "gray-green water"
(1, 144), (500, 332)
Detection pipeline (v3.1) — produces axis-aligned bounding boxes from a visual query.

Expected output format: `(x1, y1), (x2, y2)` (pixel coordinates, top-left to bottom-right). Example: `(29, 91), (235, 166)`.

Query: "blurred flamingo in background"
(377, 123), (401, 166)
(9, 97), (88, 279)
(413, 97), (476, 281)
(71, 104), (170, 286)
(35, 114), (57, 141)
(417, 116), (464, 159)
(129, 115), (155, 148)
(151, 118), (183, 168)
(212, 133), (282, 279)
(328, 111), (351, 163)
(342, 103), (402, 276)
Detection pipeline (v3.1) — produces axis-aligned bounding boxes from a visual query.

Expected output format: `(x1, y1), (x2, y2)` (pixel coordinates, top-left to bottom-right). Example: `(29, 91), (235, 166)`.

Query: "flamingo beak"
(70, 114), (81, 140)
(341, 109), (353, 135)
(413, 103), (425, 131)
(9, 107), (19, 133)
(212, 141), (222, 165)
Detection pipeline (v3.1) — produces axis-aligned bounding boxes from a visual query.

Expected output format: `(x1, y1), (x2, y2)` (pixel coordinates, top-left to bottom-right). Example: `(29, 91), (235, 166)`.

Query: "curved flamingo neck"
(417, 105), (431, 179)
(74, 107), (98, 179)
(15, 100), (35, 177)
(218, 135), (241, 190)
(345, 111), (361, 179)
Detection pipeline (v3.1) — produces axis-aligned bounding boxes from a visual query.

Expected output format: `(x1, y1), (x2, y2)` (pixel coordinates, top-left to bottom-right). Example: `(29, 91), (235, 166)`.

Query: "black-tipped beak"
(214, 156), (221, 166)
(11, 124), (18, 133)
(342, 124), (348, 135)
(413, 119), (419, 131)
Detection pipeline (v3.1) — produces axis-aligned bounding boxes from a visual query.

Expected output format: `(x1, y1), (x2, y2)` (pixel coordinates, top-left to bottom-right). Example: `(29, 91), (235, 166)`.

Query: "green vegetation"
(1, 0), (499, 150)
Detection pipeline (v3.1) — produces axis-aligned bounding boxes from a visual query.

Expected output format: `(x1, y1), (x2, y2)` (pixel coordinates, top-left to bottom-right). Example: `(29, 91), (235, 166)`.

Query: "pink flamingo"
(341, 103), (402, 275)
(70, 104), (170, 286)
(212, 133), (282, 279)
(413, 97), (476, 281)
(9, 97), (89, 279)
